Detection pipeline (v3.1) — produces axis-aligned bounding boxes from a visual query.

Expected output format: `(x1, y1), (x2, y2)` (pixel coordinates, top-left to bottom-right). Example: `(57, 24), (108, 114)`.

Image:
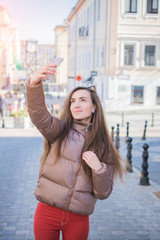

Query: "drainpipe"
(72, 7), (77, 84)
(93, 0), (96, 71)
(104, 0), (111, 77)
(103, 0), (111, 101)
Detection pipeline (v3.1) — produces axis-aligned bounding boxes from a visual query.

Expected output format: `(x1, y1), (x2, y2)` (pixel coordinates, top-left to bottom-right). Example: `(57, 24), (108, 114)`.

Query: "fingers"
(82, 155), (91, 166)
(37, 65), (56, 80)
(82, 151), (94, 161)
(30, 64), (57, 85)
(48, 64), (57, 68)
(82, 151), (102, 171)
(39, 65), (56, 76)
(82, 151), (94, 157)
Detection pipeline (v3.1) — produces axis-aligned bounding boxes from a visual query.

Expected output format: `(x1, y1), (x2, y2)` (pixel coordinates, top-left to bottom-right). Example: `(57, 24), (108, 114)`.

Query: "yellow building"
(0, 6), (21, 90)
(55, 23), (68, 89)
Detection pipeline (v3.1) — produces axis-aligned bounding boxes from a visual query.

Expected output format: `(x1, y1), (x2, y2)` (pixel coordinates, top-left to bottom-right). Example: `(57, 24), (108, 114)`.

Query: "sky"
(0, 0), (78, 44)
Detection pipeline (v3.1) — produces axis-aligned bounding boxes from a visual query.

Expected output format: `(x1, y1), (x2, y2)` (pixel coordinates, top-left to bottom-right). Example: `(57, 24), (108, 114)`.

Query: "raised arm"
(26, 65), (63, 143)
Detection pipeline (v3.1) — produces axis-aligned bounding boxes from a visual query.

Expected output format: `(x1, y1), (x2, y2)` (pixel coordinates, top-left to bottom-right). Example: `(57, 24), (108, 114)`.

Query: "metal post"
(2, 118), (5, 128)
(125, 122), (129, 143)
(111, 126), (114, 142)
(139, 143), (150, 186)
(151, 112), (154, 127)
(115, 124), (120, 151)
(126, 137), (133, 172)
(121, 112), (124, 127)
(142, 121), (147, 140)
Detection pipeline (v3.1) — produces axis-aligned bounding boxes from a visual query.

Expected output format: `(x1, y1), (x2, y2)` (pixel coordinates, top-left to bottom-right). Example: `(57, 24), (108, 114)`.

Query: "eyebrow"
(70, 96), (88, 100)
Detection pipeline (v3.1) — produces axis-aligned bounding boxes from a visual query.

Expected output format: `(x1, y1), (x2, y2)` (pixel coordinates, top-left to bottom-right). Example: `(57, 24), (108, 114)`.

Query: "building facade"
(0, 6), (21, 90)
(55, 23), (68, 89)
(67, 0), (160, 112)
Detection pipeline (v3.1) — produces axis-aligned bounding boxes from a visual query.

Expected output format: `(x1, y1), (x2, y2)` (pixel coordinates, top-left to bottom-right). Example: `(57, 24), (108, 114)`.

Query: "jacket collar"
(72, 120), (88, 133)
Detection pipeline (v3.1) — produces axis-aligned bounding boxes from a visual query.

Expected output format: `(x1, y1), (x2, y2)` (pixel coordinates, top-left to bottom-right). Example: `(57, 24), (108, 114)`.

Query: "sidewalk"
(0, 125), (160, 138)
(0, 136), (160, 240)
(1, 109), (160, 137)
(105, 110), (160, 138)
(0, 111), (160, 240)
(89, 167), (160, 240)
(0, 113), (160, 137)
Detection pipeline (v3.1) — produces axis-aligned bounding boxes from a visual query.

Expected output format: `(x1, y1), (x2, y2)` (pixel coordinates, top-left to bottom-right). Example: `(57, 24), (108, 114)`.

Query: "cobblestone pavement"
(0, 137), (42, 240)
(0, 136), (160, 240)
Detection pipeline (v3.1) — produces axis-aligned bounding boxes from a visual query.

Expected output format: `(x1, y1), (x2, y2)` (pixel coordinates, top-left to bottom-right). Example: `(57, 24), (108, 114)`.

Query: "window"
(78, 54), (81, 70)
(124, 45), (135, 65)
(156, 87), (160, 104)
(145, 45), (155, 66)
(89, 52), (91, 69)
(147, 0), (159, 13)
(84, 10), (86, 27)
(87, 7), (89, 28)
(90, 4), (92, 26)
(125, 0), (137, 13)
(96, 47), (99, 67)
(82, 53), (85, 69)
(84, 52), (88, 69)
(81, 13), (83, 26)
(101, 83), (104, 101)
(101, 45), (104, 66)
(131, 86), (144, 104)
(97, 0), (100, 21)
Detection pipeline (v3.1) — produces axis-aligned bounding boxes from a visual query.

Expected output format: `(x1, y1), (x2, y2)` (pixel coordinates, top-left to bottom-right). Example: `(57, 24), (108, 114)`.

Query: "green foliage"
(11, 109), (29, 119)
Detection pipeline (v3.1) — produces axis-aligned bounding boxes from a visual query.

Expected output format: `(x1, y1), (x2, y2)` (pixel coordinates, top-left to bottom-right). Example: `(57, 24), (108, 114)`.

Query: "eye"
(81, 98), (86, 102)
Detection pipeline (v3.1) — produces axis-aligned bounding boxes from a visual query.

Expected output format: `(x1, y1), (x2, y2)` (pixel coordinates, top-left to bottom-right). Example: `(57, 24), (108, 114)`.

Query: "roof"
(67, 0), (86, 22)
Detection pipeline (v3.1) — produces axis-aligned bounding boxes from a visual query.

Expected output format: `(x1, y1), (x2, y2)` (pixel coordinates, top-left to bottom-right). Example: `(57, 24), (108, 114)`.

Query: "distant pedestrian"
(26, 64), (124, 240)
(0, 95), (5, 128)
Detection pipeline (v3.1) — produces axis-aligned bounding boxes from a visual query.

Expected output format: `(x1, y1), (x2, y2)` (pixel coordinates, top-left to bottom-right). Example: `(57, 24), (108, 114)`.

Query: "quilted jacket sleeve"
(92, 162), (114, 200)
(26, 80), (63, 143)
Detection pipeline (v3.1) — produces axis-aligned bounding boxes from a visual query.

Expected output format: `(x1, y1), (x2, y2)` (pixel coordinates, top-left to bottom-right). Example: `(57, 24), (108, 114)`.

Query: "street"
(0, 137), (42, 240)
(0, 135), (160, 240)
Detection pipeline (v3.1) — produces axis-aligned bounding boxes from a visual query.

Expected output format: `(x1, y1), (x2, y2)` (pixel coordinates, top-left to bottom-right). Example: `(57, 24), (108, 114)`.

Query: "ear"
(92, 105), (96, 113)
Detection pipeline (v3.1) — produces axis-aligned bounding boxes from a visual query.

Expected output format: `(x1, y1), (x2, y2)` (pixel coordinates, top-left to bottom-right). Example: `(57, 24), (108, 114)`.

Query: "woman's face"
(70, 89), (95, 123)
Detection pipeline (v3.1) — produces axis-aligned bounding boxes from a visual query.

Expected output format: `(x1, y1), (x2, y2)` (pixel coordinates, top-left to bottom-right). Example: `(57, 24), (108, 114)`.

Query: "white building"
(66, 0), (160, 112)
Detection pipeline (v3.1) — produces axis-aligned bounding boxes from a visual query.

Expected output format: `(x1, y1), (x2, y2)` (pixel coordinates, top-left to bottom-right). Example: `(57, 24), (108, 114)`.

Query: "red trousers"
(34, 202), (89, 240)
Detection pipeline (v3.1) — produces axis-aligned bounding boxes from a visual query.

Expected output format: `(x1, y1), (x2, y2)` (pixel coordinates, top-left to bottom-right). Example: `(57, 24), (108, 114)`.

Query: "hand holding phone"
(30, 58), (64, 85)
(50, 56), (64, 67)
(47, 56), (64, 81)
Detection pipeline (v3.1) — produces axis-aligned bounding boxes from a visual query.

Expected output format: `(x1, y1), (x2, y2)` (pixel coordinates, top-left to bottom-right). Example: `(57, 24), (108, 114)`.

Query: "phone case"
(51, 57), (64, 66)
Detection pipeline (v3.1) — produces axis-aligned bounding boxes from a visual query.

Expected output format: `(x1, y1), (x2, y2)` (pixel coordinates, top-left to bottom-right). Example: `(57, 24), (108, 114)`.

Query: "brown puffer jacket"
(26, 81), (114, 215)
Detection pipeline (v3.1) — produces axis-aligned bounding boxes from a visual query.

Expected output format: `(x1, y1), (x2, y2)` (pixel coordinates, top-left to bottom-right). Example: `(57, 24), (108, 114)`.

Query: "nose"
(74, 100), (81, 108)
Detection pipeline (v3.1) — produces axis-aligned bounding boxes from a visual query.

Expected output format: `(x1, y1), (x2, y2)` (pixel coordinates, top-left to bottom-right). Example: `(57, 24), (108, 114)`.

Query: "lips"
(74, 110), (82, 113)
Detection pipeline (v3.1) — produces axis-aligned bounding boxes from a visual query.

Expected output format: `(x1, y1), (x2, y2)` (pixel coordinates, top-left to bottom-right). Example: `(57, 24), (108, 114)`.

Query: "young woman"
(26, 64), (124, 240)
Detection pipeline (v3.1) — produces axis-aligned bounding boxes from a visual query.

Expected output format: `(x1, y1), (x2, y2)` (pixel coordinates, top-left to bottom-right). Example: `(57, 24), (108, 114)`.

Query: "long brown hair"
(40, 86), (124, 181)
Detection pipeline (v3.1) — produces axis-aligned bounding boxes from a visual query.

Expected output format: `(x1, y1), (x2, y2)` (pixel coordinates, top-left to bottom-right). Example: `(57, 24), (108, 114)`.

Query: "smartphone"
(48, 57), (64, 81)
(50, 56), (64, 67)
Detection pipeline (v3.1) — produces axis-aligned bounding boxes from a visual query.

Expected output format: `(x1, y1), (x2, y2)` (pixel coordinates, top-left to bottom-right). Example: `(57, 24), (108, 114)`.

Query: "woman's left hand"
(82, 151), (102, 171)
